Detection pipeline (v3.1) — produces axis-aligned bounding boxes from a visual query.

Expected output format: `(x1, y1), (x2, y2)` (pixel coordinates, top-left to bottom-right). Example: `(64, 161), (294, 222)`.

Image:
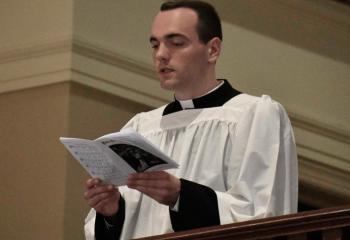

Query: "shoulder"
(224, 93), (290, 125)
(225, 94), (287, 116)
(122, 105), (166, 130)
(226, 94), (293, 137)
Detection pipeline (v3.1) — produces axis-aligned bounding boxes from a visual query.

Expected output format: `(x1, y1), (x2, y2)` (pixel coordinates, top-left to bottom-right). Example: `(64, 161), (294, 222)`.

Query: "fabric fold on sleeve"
(217, 95), (298, 224)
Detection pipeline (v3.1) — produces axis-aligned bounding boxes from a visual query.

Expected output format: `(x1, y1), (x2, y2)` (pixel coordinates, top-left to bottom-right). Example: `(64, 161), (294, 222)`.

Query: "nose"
(154, 43), (170, 63)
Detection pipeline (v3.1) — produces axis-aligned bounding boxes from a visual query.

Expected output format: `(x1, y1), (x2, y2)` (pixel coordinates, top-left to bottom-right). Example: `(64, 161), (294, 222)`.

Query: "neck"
(175, 71), (220, 100)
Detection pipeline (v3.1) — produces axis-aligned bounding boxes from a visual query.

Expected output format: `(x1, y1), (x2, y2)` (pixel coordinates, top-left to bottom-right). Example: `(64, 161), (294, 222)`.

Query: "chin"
(159, 78), (177, 91)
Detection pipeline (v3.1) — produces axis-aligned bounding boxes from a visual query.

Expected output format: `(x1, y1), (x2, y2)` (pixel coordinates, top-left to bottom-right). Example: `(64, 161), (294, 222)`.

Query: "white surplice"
(84, 94), (298, 239)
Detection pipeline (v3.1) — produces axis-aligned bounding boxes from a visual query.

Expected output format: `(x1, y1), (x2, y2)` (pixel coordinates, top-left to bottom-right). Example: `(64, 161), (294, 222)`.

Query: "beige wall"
(1, 0), (349, 239)
(0, 82), (150, 239)
(0, 83), (69, 239)
(0, 0), (73, 49)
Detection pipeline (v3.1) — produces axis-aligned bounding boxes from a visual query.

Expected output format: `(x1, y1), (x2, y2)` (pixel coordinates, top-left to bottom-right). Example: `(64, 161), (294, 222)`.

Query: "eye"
(173, 41), (183, 46)
(150, 40), (159, 49)
(150, 43), (159, 49)
(171, 39), (185, 47)
(151, 44), (159, 49)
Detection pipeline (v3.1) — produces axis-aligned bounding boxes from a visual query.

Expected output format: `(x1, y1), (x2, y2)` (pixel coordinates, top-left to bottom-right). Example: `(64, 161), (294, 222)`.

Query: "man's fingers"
(83, 178), (121, 216)
(127, 171), (180, 193)
(94, 197), (114, 213)
(127, 171), (171, 187)
(127, 178), (167, 189)
(84, 184), (116, 200)
(128, 171), (167, 181)
(88, 191), (116, 208)
(86, 178), (101, 189)
(126, 171), (180, 206)
(87, 191), (112, 207)
(131, 185), (166, 196)
(132, 185), (177, 206)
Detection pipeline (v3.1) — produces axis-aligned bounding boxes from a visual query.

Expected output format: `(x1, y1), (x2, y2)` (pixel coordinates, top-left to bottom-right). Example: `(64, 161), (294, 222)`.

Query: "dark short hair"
(160, 0), (222, 44)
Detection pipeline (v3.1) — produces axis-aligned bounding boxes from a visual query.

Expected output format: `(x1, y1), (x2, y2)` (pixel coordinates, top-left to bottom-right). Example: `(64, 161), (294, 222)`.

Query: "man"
(84, 1), (298, 239)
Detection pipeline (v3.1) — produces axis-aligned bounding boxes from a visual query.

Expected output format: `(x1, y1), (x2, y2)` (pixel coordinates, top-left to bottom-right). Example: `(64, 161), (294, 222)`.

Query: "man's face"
(150, 8), (210, 97)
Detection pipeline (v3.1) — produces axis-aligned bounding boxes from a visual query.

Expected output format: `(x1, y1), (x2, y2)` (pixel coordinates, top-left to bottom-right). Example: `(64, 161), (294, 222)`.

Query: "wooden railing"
(136, 205), (350, 240)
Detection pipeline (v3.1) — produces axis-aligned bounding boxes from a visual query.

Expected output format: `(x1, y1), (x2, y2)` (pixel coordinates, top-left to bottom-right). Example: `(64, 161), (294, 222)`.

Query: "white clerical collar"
(178, 99), (194, 109)
(177, 81), (225, 110)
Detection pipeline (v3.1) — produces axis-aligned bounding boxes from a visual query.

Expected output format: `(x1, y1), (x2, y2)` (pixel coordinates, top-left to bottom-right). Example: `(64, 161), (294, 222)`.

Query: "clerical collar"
(162, 79), (241, 116)
(177, 81), (225, 110)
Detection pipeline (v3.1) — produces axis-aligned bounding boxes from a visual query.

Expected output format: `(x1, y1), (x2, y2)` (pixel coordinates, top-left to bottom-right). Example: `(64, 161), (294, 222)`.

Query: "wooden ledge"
(136, 205), (350, 240)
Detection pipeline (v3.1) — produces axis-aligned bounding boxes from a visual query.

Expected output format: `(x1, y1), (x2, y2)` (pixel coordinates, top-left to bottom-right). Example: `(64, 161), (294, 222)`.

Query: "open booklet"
(59, 128), (179, 186)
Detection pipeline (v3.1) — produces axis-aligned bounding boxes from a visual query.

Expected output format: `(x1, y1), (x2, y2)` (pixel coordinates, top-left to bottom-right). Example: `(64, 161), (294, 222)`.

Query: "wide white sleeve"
(84, 209), (96, 240)
(217, 95), (298, 224)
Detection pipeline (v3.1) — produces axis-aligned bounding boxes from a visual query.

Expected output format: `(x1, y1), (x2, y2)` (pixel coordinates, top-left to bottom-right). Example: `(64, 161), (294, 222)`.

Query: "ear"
(207, 37), (222, 64)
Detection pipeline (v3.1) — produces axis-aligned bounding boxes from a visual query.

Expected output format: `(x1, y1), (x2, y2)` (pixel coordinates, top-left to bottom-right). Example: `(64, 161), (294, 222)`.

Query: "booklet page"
(60, 128), (179, 186)
(96, 128), (179, 171)
(60, 138), (128, 185)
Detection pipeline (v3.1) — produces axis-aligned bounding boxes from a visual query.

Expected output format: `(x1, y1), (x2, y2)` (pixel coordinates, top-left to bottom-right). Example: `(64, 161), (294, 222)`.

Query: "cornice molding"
(214, 0), (350, 64)
(274, 0), (350, 33)
(70, 68), (168, 108)
(297, 142), (350, 172)
(1, 37), (349, 140)
(217, 0), (350, 35)
(289, 112), (350, 145)
(72, 38), (157, 81)
(299, 154), (350, 207)
(0, 38), (72, 65)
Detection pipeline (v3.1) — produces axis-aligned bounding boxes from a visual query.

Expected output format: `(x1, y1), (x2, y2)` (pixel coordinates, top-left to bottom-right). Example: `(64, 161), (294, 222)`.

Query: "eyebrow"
(149, 33), (188, 43)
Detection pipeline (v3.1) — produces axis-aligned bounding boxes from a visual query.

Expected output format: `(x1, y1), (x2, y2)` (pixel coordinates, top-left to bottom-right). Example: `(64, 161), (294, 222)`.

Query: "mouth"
(159, 67), (175, 74)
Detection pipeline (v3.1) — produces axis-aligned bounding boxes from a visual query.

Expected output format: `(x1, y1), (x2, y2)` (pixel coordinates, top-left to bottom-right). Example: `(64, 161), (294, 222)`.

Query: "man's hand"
(84, 178), (120, 217)
(126, 171), (181, 207)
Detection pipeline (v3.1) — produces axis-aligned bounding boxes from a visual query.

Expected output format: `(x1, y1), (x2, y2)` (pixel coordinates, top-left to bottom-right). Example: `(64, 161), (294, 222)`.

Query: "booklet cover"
(60, 128), (179, 186)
